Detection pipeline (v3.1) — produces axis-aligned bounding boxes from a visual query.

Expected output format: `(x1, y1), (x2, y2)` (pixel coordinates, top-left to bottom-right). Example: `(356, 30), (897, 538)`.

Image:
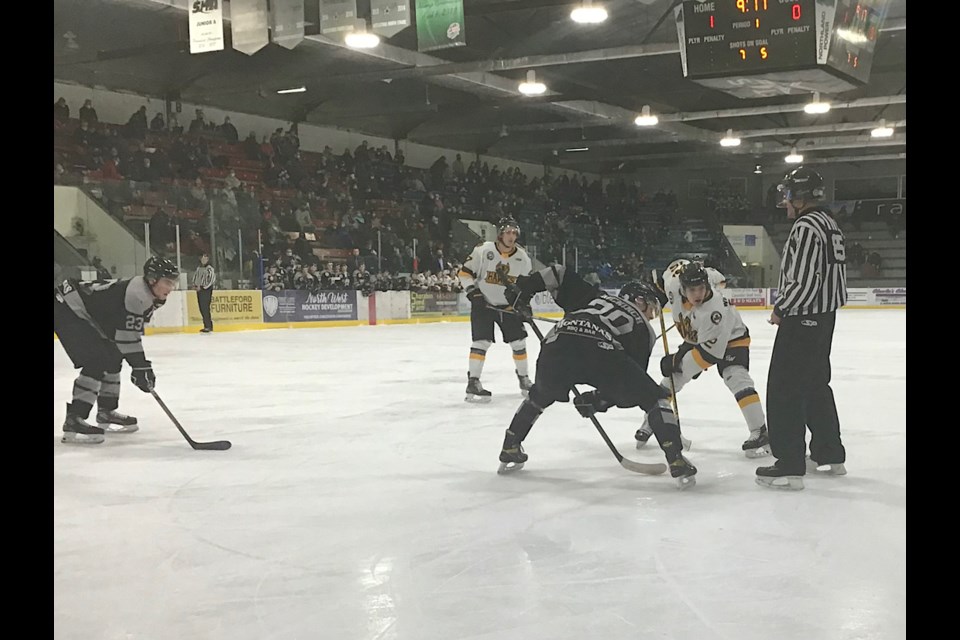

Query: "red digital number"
(792, 4), (801, 20)
(710, 15), (715, 28)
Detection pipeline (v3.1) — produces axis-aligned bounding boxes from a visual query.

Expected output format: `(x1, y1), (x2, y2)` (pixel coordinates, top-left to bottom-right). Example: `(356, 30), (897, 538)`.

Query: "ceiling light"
(571, 1), (608, 24)
(785, 147), (804, 163)
(277, 86), (306, 94)
(720, 128), (741, 147)
(804, 92), (831, 114)
(871, 119), (894, 138)
(634, 104), (658, 126)
(565, 147), (590, 152)
(518, 70), (547, 96)
(754, 164), (762, 174)
(345, 28), (380, 49)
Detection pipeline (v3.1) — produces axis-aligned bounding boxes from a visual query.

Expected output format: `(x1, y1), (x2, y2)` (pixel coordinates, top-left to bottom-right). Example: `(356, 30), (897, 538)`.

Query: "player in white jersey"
(457, 217), (534, 402)
(636, 262), (770, 457)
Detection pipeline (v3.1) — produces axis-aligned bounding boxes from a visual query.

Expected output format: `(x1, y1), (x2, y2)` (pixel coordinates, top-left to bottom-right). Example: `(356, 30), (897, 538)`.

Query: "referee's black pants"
(198, 288), (214, 330)
(766, 311), (846, 474)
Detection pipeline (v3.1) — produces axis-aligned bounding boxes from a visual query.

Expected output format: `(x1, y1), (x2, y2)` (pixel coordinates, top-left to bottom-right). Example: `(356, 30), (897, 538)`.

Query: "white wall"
(54, 186), (149, 279)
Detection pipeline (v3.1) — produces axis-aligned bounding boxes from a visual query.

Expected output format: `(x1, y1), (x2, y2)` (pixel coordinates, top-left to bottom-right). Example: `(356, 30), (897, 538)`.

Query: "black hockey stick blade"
(150, 389), (232, 450)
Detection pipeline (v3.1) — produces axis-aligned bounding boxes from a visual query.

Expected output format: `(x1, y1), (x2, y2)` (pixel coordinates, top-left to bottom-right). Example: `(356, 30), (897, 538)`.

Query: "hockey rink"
(53, 309), (906, 640)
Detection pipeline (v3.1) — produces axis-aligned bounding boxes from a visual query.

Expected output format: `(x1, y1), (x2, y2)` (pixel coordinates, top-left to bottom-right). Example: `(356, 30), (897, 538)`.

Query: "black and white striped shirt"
(775, 208), (847, 317)
(193, 264), (216, 290)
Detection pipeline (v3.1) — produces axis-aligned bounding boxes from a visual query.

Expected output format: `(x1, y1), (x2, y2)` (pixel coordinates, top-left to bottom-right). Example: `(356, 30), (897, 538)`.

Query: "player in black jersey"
(496, 265), (697, 488)
(54, 257), (179, 444)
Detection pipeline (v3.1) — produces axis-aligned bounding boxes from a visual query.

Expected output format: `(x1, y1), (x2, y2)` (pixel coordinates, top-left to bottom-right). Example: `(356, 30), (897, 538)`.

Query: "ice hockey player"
(635, 261), (770, 457)
(457, 217), (534, 402)
(53, 256), (179, 444)
(496, 265), (697, 489)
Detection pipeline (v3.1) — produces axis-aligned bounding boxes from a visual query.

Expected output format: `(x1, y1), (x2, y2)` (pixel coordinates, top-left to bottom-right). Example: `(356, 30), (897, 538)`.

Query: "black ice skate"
(97, 410), (139, 433)
(517, 374), (533, 397)
(667, 454), (697, 490)
(742, 425), (770, 458)
(755, 464), (805, 490)
(62, 414), (105, 445)
(806, 456), (847, 476)
(498, 444), (528, 475)
(465, 376), (492, 403)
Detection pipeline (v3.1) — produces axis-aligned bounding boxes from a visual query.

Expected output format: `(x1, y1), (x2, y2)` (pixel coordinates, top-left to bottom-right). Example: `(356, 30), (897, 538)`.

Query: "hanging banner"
(320, 0), (359, 35)
(231, 0), (270, 55)
(189, 0), (225, 54)
(371, 0), (410, 38)
(271, 0), (305, 49)
(416, 0), (465, 52)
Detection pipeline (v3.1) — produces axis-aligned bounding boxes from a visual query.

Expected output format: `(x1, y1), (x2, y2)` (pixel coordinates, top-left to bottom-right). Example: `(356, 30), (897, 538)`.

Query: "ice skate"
(755, 464), (804, 490)
(62, 414), (105, 445)
(96, 410), (139, 434)
(742, 425), (770, 458)
(806, 456), (847, 476)
(465, 376), (492, 403)
(517, 374), (533, 398)
(497, 444), (528, 474)
(668, 454), (697, 490)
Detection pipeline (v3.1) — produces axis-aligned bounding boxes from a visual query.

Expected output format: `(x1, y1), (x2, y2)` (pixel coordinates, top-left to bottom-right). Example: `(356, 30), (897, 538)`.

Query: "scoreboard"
(675, 0), (889, 98)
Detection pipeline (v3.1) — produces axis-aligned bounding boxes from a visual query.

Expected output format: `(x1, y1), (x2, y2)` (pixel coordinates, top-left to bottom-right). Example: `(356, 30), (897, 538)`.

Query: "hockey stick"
(494, 305), (675, 339)
(523, 317), (666, 476)
(486, 304), (558, 324)
(150, 389), (232, 450)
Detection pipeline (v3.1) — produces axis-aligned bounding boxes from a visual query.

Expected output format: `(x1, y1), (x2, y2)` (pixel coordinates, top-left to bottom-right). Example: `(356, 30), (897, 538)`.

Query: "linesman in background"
(757, 167), (848, 490)
(193, 253), (216, 333)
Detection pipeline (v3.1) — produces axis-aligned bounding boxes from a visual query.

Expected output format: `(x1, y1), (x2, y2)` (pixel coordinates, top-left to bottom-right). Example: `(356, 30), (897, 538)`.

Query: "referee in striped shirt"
(193, 253), (216, 333)
(756, 167), (847, 490)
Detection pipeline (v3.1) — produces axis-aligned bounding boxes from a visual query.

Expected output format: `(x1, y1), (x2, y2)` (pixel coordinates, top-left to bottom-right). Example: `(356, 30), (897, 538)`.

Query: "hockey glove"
(660, 352), (683, 378)
(504, 281), (533, 318)
(466, 286), (487, 311)
(131, 363), (156, 393)
(573, 390), (614, 418)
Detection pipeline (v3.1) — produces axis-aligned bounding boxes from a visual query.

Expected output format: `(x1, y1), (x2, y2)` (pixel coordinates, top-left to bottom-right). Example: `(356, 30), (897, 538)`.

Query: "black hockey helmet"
(497, 217), (520, 236)
(619, 280), (666, 316)
(678, 262), (709, 292)
(776, 166), (825, 208)
(143, 256), (180, 282)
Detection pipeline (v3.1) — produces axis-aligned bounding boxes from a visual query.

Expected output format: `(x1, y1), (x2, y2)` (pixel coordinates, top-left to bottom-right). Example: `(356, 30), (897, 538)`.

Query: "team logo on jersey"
(710, 311), (722, 325)
(263, 295), (279, 318)
(801, 319), (818, 327)
(486, 251), (495, 261)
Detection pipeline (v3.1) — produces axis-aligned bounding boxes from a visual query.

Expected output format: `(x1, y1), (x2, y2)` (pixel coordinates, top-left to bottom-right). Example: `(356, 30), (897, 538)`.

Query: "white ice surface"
(54, 310), (906, 640)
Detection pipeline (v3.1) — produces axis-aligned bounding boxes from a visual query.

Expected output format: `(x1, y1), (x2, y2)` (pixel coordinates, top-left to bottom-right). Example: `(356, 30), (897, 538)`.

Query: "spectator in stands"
(425, 248), (450, 274)
(353, 263), (371, 290)
(78, 99), (98, 124)
(867, 250), (883, 275)
(168, 113), (183, 135)
(189, 109), (206, 134)
(337, 264), (352, 290)
(346, 248), (362, 273)
(190, 178), (208, 207)
(149, 208), (175, 251)
(243, 132), (261, 161)
(54, 97), (70, 121)
(847, 241), (865, 267)
(263, 263), (285, 291)
(294, 264), (317, 291)
(224, 169), (242, 191)
(220, 116), (239, 144)
(150, 112), (165, 132)
(354, 140), (370, 166)
(125, 106), (148, 139)
(75, 119), (95, 147)
(319, 262), (336, 289)
(452, 153), (465, 178)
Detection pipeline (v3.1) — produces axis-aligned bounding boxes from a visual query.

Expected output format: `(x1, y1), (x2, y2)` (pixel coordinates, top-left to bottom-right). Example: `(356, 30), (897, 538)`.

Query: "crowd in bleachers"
(55, 96), (737, 289)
